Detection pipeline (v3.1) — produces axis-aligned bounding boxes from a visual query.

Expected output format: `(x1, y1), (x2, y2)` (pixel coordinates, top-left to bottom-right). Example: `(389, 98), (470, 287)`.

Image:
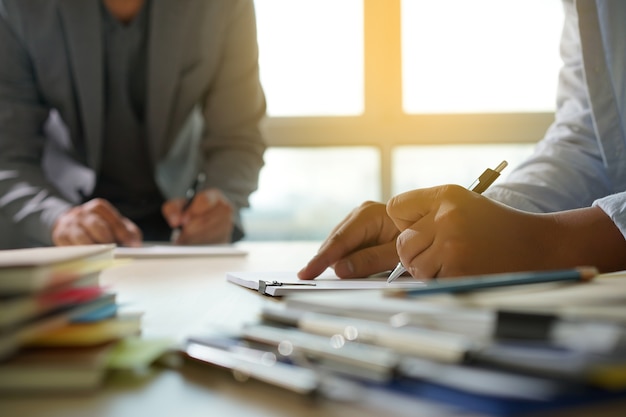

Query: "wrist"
(548, 207), (626, 273)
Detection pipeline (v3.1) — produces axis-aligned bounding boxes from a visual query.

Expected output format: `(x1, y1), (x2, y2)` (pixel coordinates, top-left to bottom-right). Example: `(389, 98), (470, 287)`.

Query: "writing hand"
(388, 184), (626, 278)
(297, 201), (400, 280)
(386, 184), (608, 279)
(162, 188), (234, 244)
(52, 198), (142, 246)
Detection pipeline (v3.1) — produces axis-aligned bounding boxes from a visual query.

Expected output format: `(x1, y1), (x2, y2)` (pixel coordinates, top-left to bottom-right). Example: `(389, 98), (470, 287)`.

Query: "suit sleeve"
(198, 0), (267, 239)
(0, 6), (72, 247)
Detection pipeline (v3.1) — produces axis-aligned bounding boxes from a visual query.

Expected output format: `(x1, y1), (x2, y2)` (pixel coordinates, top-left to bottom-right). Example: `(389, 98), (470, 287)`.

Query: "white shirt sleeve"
(483, 0), (612, 214)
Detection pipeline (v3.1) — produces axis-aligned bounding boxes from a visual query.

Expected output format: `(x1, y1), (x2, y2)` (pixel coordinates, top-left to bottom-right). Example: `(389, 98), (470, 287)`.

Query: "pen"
(170, 172), (206, 242)
(387, 160), (508, 283)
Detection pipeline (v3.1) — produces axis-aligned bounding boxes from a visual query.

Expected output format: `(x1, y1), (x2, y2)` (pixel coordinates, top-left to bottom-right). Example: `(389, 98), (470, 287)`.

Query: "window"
(245, 0), (564, 241)
(242, 147), (380, 240)
(255, 0), (364, 116)
(402, 0), (563, 113)
(392, 144), (535, 195)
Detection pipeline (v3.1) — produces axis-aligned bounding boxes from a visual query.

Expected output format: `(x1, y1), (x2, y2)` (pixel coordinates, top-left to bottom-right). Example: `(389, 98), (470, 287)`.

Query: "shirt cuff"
(593, 193), (626, 240)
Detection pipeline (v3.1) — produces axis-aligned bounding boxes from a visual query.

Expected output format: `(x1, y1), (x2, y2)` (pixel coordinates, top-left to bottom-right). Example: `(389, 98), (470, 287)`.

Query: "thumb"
(386, 186), (440, 231)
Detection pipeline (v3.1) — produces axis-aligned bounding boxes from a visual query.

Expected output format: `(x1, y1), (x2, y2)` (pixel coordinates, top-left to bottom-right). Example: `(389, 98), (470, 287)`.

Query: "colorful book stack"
(187, 270), (626, 416)
(0, 244), (152, 393)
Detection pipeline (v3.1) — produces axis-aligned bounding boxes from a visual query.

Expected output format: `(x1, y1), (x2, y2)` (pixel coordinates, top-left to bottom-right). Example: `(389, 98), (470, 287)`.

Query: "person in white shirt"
(298, 0), (626, 280)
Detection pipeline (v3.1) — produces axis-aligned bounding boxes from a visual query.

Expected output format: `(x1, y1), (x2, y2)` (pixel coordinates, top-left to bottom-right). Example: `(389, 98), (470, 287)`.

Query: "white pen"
(387, 160), (508, 283)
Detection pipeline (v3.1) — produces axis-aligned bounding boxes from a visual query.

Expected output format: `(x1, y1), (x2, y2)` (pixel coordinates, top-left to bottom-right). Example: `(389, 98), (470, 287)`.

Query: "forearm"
(547, 206), (626, 273)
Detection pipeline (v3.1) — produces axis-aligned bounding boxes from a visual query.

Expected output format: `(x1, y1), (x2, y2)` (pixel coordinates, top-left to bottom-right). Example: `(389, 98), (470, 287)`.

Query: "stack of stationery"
(190, 267), (626, 416)
(0, 244), (165, 393)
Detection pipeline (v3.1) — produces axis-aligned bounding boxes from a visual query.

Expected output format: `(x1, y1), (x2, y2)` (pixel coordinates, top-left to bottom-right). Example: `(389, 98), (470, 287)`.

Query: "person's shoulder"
(0, 0), (57, 26)
(1, 0), (53, 15)
(0, 0), (61, 47)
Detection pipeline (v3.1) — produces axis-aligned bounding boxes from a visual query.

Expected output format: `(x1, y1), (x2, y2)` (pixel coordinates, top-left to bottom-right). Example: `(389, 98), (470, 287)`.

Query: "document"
(114, 244), (247, 258)
(226, 271), (425, 296)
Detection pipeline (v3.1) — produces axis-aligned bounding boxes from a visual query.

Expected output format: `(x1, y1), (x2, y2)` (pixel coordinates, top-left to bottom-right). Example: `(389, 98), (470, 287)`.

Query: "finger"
(173, 189), (225, 236)
(333, 241), (399, 278)
(395, 211), (436, 269)
(182, 189), (222, 222)
(315, 208), (358, 254)
(298, 205), (388, 279)
(80, 214), (115, 243)
(65, 225), (96, 245)
(299, 202), (394, 280)
(119, 218), (143, 247)
(176, 204), (233, 244)
(405, 244), (442, 280)
(386, 186), (442, 231)
(54, 232), (72, 246)
(85, 199), (142, 245)
(396, 225), (440, 279)
(297, 217), (365, 280)
(162, 199), (186, 227)
(297, 210), (356, 279)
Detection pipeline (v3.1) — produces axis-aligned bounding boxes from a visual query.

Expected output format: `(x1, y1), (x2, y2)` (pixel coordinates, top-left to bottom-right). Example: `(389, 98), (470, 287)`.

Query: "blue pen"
(387, 160), (508, 283)
(386, 267), (597, 297)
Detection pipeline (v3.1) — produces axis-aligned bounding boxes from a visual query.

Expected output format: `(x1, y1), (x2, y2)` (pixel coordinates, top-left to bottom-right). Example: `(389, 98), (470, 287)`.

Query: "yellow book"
(27, 313), (143, 347)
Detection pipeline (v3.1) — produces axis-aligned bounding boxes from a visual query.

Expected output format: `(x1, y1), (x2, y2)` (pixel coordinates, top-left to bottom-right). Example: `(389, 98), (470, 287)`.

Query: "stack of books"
(186, 269), (626, 416)
(0, 244), (146, 393)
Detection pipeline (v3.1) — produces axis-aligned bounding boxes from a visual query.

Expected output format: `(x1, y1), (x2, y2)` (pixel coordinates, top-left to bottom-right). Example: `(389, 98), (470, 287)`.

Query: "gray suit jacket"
(0, 0), (266, 247)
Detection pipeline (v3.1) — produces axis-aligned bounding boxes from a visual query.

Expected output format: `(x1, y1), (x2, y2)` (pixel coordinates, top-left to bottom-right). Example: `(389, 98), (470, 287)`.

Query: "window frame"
(259, 0), (555, 201)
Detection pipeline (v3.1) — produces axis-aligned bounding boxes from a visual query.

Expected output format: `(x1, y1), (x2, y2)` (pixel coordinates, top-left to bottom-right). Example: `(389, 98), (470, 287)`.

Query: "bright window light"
(254, 0), (364, 116)
(402, 0), (564, 113)
(242, 147), (381, 240)
(392, 144), (535, 195)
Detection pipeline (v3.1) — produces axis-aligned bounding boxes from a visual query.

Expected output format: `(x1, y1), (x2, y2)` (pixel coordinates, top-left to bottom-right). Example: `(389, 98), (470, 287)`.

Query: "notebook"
(226, 271), (425, 296)
(114, 244), (246, 258)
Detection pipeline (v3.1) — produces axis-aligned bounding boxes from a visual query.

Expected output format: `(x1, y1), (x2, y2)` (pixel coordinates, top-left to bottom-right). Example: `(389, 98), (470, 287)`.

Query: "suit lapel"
(146, 0), (190, 164)
(58, 0), (103, 171)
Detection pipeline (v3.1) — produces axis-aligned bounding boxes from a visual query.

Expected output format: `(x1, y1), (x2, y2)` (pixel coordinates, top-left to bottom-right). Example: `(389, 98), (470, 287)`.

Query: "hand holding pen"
(162, 173), (235, 244)
(383, 160), (575, 280)
(168, 173), (206, 243)
(298, 161), (509, 281)
(387, 161), (507, 282)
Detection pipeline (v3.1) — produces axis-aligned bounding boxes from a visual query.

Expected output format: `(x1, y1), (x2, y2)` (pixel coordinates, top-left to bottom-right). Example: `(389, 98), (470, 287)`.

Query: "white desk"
(1, 241), (626, 417)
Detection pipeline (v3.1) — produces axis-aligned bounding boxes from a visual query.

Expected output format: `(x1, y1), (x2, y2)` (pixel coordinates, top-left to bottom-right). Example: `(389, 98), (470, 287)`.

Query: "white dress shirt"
(484, 0), (626, 238)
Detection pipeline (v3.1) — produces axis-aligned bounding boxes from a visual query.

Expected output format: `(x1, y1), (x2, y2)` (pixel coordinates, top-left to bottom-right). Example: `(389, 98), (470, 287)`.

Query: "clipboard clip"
(258, 280), (316, 295)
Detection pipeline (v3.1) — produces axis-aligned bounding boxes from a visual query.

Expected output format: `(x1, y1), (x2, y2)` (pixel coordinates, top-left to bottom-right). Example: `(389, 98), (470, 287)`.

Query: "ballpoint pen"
(170, 172), (206, 242)
(387, 160), (508, 283)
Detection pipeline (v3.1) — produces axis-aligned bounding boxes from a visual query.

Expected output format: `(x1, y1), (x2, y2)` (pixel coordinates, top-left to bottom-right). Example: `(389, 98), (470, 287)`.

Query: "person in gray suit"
(0, 0), (266, 249)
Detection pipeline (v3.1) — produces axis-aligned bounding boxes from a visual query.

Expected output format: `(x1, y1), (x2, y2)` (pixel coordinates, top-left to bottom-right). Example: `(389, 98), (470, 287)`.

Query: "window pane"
(242, 147), (380, 240)
(402, 0), (564, 113)
(254, 0), (364, 117)
(392, 144), (535, 195)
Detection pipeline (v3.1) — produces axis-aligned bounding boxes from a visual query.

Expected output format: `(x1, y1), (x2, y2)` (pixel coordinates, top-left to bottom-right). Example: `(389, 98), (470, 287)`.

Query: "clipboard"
(226, 271), (425, 296)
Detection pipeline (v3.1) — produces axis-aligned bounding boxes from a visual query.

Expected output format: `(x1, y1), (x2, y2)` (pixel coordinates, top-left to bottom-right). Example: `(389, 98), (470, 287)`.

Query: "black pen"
(170, 172), (206, 242)
(387, 160), (508, 283)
